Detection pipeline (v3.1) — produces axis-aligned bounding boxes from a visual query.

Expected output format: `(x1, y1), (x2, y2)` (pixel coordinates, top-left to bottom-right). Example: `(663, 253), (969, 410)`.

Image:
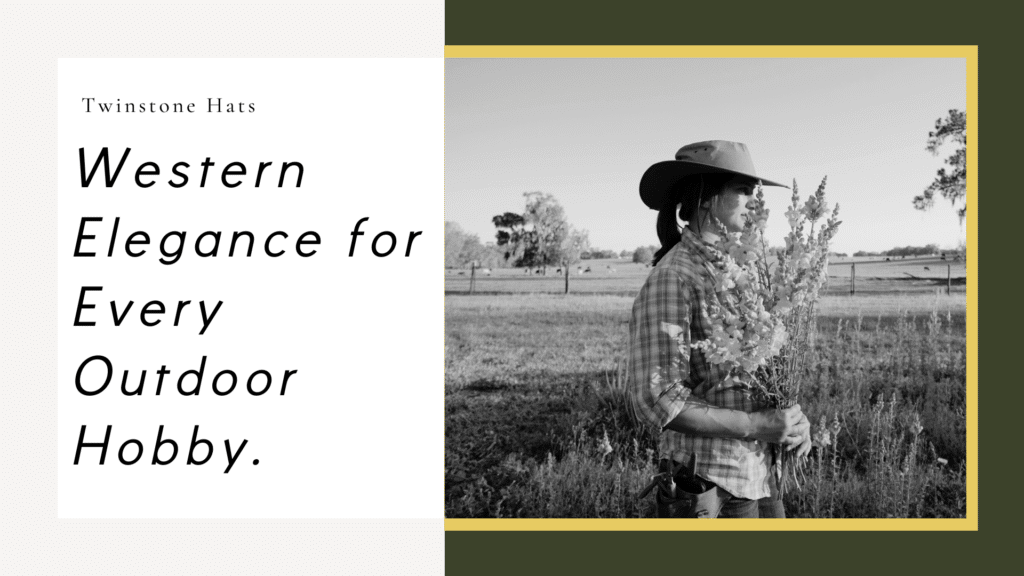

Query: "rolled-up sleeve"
(629, 267), (695, 431)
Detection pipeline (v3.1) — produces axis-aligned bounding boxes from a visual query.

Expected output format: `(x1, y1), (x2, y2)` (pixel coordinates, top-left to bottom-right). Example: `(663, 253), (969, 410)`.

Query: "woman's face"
(707, 176), (756, 233)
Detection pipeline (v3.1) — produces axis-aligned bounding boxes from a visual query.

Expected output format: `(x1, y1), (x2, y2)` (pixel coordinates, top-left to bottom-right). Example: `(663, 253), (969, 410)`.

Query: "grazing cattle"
(535, 268), (543, 275)
(941, 253), (947, 260)
(607, 266), (616, 273)
(584, 266), (592, 273)
(457, 271), (465, 276)
(483, 268), (492, 276)
(885, 257), (891, 262)
(924, 266), (930, 271)
(577, 267), (583, 275)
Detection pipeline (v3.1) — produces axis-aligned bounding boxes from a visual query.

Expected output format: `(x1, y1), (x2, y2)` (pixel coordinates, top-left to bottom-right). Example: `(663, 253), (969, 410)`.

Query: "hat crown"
(675, 140), (758, 177)
(639, 139), (786, 210)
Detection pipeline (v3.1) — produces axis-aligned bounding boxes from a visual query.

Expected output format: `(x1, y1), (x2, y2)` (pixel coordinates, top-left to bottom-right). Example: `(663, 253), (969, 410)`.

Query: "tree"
(633, 246), (654, 264)
(583, 248), (615, 260)
(492, 192), (590, 277)
(620, 249), (631, 258)
(477, 243), (506, 269)
(554, 226), (590, 293)
(882, 244), (940, 258)
(492, 212), (534, 266)
(445, 221), (468, 268)
(523, 191), (570, 275)
(914, 109), (966, 223)
(457, 234), (486, 267)
(446, 221), (507, 269)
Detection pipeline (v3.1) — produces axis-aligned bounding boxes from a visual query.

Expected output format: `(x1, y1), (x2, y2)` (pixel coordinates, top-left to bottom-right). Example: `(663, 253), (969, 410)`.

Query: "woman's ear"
(674, 202), (686, 230)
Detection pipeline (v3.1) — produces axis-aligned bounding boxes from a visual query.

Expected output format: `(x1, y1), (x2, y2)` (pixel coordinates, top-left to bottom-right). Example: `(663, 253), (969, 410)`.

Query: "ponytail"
(650, 173), (731, 266)
(652, 204), (684, 266)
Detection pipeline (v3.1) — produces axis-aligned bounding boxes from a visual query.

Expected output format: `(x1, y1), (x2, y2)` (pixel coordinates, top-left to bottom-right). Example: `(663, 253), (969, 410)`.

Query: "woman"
(630, 141), (812, 518)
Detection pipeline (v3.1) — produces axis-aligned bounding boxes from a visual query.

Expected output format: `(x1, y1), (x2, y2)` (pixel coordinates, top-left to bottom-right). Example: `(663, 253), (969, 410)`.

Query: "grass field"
(446, 256), (967, 297)
(445, 288), (967, 518)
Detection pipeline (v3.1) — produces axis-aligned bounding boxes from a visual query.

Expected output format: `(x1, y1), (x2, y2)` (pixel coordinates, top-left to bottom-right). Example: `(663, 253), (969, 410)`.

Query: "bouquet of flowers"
(691, 177), (841, 494)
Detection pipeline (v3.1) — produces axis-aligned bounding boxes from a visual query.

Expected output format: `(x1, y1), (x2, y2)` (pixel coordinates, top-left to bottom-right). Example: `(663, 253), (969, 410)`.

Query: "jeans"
(654, 459), (785, 518)
(757, 493), (786, 518)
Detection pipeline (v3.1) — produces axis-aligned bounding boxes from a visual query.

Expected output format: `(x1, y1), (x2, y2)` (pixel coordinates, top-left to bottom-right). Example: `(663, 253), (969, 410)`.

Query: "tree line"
(446, 191), (592, 274)
(444, 221), (507, 269)
(851, 244), (955, 258)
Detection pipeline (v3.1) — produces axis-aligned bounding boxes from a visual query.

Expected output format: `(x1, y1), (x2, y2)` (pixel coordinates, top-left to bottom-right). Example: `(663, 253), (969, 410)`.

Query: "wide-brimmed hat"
(640, 140), (788, 210)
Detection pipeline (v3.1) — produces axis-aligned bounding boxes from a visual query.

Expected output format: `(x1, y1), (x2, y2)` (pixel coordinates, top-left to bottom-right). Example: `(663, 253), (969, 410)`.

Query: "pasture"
(445, 287), (968, 518)
(445, 256), (967, 297)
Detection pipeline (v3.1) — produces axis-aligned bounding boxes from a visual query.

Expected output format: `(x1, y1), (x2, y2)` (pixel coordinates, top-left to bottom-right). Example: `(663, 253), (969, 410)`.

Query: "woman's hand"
(787, 424), (813, 459)
(750, 404), (809, 445)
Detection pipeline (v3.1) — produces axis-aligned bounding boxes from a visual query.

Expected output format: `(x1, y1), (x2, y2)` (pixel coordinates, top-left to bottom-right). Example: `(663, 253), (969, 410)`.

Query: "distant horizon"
(446, 58), (967, 255)
(444, 217), (965, 257)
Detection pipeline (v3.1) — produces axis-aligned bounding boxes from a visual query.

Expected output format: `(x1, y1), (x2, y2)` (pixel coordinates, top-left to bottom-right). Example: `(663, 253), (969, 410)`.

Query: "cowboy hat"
(639, 140), (788, 210)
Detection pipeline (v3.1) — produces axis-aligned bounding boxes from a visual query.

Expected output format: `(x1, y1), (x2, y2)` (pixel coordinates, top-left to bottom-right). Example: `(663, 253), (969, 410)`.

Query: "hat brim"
(639, 160), (789, 210)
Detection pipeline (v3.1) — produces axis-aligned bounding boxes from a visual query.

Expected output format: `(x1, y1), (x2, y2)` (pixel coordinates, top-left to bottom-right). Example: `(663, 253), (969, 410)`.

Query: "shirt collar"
(679, 226), (722, 263)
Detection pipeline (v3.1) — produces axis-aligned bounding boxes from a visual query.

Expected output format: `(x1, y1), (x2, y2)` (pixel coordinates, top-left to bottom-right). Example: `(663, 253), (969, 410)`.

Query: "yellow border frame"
(444, 45), (978, 531)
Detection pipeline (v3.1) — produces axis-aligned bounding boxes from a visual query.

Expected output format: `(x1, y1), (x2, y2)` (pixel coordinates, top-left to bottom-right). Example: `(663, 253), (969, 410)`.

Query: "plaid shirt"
(629, 227), (771, 500)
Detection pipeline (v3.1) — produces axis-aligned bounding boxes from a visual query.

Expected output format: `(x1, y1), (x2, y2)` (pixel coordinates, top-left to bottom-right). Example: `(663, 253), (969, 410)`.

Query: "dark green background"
(446, 1), (1009, 573)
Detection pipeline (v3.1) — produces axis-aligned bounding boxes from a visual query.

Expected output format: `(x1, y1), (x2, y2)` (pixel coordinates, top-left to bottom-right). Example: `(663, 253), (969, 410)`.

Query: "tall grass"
(456, 427), (660, 518)
(445, 296), (966, 518)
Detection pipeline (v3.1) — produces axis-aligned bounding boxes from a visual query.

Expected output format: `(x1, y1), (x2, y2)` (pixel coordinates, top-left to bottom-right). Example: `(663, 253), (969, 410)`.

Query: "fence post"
(469, 262), (476, 294)
(947, 264), (951, 295)
(850, 262), (856, 295)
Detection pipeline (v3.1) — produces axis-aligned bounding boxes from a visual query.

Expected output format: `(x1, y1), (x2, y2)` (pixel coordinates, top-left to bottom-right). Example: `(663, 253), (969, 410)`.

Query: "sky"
(445, 58), (967, 255)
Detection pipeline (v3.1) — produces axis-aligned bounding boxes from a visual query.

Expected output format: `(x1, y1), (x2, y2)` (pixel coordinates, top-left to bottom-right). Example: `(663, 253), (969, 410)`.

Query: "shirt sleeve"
(629, 267), (696, 431)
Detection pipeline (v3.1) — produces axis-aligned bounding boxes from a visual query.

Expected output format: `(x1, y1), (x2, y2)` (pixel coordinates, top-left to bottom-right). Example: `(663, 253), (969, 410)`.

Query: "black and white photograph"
(445, 57), (968, 518)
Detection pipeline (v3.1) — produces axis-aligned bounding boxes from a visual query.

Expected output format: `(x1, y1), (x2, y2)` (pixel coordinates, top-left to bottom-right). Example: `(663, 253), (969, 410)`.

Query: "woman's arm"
(629, 268), (699, 431)
(630, 266), (813, 457)
(630, 268), (807, 443)
(664, 397), (810, 447)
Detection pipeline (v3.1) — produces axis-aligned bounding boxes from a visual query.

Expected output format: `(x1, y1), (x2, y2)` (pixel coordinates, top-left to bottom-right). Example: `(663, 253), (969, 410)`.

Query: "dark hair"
(651, 173), (735, 266)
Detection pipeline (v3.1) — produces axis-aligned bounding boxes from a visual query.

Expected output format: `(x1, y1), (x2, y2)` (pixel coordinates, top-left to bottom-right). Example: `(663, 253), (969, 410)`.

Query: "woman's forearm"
(663, 395), (759, 440)
(664, 397), (807, 445)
